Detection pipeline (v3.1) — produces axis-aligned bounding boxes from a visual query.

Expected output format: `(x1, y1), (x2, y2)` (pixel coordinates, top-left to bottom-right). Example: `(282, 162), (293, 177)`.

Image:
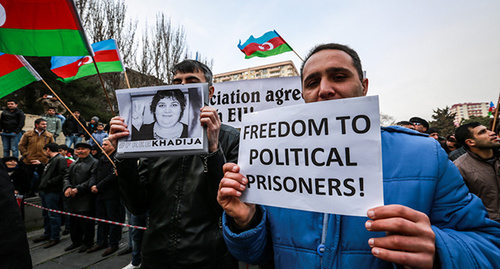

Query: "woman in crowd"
(132, 89), (188, 140)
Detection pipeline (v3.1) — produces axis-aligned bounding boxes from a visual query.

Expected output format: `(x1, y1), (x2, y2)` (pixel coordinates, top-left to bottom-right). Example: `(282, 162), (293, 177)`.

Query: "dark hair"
(396, 121), (413, 126)
(455, 122), (481, 149)
(34, 118), (46, 126)
(97, 123), (104, 127)
(58, 144), (69, 151)
(47, 107), (55, 111)
(6, 99), (17, 104)
(426, 127), (438, 134)
(150, 89), (187, 123)
(43, 143), (59, 152)
(172, 60), (213, 86)
(300, 43), (364, 83)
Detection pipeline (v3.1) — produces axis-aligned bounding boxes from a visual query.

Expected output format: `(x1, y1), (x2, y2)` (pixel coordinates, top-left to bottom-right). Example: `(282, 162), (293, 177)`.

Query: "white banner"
(212, 76), (303, 128)
(238, 96), (384, 216)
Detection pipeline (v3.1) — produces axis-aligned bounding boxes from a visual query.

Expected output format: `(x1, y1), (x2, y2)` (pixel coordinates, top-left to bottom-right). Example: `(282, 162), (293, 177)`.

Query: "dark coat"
(39, 153), (67, 193)
(63, 155), (98, 213)
(62, 116), (86, 137)
(0, 108), (25, 133)
(6, 162), (30, 195)
(117, 124), (239, 268)
(0, 162), (32, 268)
(89, 151), (119, 200)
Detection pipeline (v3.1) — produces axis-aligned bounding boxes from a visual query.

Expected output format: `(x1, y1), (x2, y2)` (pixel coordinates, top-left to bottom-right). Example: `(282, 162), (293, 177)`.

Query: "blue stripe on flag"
(238, 31), (279, 50)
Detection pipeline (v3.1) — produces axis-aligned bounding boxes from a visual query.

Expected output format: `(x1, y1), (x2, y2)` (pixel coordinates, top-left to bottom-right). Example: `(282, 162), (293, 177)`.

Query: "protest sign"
(239, 96), (383, 216)
(115, 83), (209, 158)
(213, 76), (303, 128)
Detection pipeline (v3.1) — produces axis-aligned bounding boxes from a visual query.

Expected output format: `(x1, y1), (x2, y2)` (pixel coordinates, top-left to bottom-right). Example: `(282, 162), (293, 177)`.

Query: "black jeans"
(95, 197), (124, 247)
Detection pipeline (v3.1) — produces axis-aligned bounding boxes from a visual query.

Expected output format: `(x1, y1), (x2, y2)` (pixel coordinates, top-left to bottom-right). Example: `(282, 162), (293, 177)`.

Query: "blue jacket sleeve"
(429, 144), (500, 268)
(222, 205), (273, 264)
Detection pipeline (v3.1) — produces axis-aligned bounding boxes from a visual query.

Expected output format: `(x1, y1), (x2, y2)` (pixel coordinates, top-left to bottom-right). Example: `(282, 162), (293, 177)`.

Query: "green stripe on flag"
(245, 43), (293, 59)
(58, 61), (124, 83)
(0, 68), (37, 98)
(0, 28), (90, 56)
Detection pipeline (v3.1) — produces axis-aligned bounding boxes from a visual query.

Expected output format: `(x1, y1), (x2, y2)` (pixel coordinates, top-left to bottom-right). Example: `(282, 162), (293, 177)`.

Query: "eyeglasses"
(413, 122), (422, 126)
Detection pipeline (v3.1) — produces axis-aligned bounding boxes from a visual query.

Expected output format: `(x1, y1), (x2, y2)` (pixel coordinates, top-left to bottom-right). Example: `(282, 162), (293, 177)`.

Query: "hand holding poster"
(238, 96), (384, 216)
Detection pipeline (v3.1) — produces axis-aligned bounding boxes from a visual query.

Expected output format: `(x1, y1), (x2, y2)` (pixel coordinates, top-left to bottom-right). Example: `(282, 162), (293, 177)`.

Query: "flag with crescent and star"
(0, 52), (41, 98)
(238, 30), (292, 59)
(50, 39), (124, 83)
(0, 0), (93, 56)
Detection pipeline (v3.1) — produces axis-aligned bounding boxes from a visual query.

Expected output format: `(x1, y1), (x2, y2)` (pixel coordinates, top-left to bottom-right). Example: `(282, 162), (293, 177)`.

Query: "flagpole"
(123, 68), (131, 89)
(91, 57), (116, 116)
(274, 30), (304, 62)
(40, 79), (116, 168)
(492, 91), (500, 132)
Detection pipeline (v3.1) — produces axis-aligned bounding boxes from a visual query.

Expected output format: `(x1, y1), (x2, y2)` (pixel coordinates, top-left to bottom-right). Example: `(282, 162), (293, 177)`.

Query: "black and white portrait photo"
(115, 83), (209, 157)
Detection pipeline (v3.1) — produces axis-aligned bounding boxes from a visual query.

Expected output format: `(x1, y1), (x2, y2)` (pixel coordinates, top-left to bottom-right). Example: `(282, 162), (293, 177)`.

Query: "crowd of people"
(1, 45), (499, 269)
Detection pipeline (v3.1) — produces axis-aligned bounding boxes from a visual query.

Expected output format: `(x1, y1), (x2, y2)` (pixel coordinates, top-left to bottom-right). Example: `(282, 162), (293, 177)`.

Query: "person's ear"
(208, 85), (215, 100)
(362, 78), (369, 96)
(465, 138), (475, 148)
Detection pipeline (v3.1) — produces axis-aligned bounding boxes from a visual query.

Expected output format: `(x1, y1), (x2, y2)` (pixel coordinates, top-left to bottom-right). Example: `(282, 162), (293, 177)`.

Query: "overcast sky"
(126, 0), (500, 122)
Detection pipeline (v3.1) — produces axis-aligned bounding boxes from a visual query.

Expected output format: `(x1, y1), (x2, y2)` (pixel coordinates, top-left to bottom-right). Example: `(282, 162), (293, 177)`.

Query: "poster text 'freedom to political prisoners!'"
(238, 96), (384, 217)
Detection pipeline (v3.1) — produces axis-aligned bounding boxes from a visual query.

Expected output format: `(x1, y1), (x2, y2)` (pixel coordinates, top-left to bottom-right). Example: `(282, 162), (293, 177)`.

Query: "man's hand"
(64, 188), (72, 197)
(217, 163), (256, 228)
(31, 159), (41, 165)
(91, 185), (98, 193)
(108, 116), (130, 148)
(365, 205), (436, 269)
(70, 188), (78, 197)
(200, 106), (221, 153)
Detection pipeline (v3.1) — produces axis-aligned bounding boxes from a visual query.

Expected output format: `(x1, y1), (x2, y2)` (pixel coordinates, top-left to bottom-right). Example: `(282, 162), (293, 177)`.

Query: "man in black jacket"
(63, 142), (98, 253)
(0, 99), (25, 158)
(109, 60), (240, 269)
(62, 110), (86, 148)
(87, 138), (124, 257)
(32, 143), (67, 248)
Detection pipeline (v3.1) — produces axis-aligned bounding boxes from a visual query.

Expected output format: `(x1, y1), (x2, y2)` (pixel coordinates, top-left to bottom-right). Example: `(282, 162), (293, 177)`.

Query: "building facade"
(214, 60), (298, 83)
(450, 102), (489, 126)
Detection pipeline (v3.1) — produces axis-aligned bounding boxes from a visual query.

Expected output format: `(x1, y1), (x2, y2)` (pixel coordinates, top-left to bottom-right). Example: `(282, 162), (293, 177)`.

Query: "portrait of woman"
(131, 89), (189, 140)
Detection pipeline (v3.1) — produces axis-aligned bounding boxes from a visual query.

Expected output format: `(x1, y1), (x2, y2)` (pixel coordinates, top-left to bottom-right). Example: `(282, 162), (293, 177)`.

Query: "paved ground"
(28, 227), (133, 269)
(27, 226), (256, 269)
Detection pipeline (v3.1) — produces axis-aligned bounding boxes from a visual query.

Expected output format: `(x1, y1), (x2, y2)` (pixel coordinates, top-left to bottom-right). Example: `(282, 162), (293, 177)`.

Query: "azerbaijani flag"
(0, 0), (92, 56)
(0, 53), (41, 98)
(238, 30), (292, 59)
(51, 39), (124, 83)
(489, 101), (496, 117)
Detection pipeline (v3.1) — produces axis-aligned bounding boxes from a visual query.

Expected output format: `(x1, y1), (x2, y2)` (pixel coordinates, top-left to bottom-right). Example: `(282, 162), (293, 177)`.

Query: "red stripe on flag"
(0, 0), (80, 30)
(51, 49), (120, 79)
(94, 49), (120, 62)
(240, 36), (287, 56)
(0, 54), (24, 77)
(51, 61), (80, 79)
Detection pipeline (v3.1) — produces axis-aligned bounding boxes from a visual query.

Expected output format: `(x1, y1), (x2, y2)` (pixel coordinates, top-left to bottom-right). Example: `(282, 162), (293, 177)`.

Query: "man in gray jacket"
(42, 107), (62, 142)
(63, 142), (98, 253)
(32, 143), (67, 248)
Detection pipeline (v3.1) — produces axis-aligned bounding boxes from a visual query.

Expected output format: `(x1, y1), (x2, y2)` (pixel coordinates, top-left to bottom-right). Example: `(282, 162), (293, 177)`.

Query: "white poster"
(212, 76), (303, 128)
(115, 83), (209, 158)
(239, 96), (384, 216)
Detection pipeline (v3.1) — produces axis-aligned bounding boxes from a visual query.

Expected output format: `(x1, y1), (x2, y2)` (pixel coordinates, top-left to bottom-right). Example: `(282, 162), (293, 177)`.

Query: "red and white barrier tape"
(24, 201), (147, 230)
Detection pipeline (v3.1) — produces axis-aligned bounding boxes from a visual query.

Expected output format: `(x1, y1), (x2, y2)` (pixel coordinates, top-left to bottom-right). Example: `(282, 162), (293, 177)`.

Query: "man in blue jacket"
(217, 43), (500, 268)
